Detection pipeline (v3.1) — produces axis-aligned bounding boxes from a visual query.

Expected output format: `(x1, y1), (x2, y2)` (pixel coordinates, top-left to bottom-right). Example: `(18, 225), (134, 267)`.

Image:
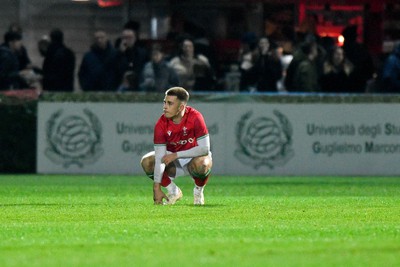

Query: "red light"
(97, 0), (123, 7)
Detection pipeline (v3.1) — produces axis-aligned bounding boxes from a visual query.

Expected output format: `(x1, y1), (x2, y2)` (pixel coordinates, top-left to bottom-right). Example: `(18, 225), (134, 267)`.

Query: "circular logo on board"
(235, 110), (294, 169)
(45, 108), (103, 168)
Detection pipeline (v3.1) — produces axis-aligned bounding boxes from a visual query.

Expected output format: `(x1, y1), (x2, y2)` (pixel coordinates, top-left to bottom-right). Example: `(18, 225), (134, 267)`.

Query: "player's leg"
(140, 151), (182, 204)
(187, 155), (213, 205)
(162, 164), (183, 205)
(140, 151), (156, 180)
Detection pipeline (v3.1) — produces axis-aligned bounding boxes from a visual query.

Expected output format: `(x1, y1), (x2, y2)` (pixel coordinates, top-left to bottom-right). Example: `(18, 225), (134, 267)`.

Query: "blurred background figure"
(238, 32), (258, 92)
(0, 31), (20, 90)
(78, 29), (119, 92)
(169, 36), (214, 91)
(252, 36), (283, 92)
(7, 23), (31, 71)
(285, 34), (326, 92)
(117, 71), (136, 92)
(320, 46), (354, 93)
(292, 41), (319, 92)
(382, 43), (400, 93)
(42, 28), (75, 92)
(0, 30), (41, 90)
(115, 21), (148, 92)
(37, 36), (50, 58)
(276, 45), (293, 92)
(341, 25), (374, 93)
(139, 43), (179, 92)
(224, 64), (241, 92)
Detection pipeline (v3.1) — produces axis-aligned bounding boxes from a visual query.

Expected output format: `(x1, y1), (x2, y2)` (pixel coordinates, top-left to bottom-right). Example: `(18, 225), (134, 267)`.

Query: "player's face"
(163, 95), (183, 120)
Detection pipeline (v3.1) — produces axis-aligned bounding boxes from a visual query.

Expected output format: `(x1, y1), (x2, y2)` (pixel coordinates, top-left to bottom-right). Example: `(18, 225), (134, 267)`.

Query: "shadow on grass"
(181, 204), (227, 208)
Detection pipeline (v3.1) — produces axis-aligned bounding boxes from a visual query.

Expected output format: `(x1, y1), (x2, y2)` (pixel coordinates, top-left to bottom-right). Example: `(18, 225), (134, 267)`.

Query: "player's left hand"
(162, 153), (178, 166)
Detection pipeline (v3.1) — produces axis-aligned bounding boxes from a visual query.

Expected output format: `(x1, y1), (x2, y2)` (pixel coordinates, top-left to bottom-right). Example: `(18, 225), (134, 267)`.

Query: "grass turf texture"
(0, 175), (399, 267)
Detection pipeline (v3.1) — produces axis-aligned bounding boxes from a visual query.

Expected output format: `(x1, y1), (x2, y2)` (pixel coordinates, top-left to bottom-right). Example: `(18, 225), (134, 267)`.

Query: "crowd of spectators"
(1, 20), (400, 93)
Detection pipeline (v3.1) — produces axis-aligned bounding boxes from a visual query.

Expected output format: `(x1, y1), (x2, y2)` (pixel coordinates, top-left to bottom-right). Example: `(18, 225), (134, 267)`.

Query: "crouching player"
(141, 87), (212, 205)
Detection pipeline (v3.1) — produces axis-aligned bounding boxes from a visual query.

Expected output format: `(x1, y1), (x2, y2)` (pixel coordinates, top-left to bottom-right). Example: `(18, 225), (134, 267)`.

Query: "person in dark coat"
(292, 41), (319, 92)
(253, 36), (283, 92)
(320, 46), (355, 93)
(238, 32), (258, 92)
(382, 43), (400, 93)
(7, 23), (31, 70)
(78, 29), (119, 91)
(115, 27), (148, 91)
(42, 28), (75, 92)
(0, 32), (21, 90)
(341, 25), (374, 93)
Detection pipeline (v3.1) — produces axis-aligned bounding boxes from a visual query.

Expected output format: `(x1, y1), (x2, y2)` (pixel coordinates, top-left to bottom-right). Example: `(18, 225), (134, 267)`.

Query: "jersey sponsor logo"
(235, 110), (294, 169)
(169, 138), (195, 146)
(45, 108), (103, 168)
(167, 130), (172, 136)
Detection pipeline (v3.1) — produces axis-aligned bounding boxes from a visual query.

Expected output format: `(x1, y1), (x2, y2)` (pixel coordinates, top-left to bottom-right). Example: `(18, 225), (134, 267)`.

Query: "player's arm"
(154, 144), (167, 183)
(161, 135), (210, 165)
(177, 135), (210, 158)
(153, 144), (168, 204)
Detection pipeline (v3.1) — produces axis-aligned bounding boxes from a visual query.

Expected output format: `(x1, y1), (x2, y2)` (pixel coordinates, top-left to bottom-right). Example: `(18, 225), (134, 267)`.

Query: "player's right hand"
(153, 183), (169, 205)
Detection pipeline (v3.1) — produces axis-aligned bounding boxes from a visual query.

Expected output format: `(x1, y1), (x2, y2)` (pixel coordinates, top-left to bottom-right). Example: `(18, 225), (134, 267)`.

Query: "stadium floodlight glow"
(338, 35), (345, 46)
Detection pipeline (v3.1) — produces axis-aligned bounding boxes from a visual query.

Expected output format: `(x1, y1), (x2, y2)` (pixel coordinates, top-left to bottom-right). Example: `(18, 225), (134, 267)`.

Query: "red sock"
(160, 172), (171, 187)
(193, 175), (209, 187)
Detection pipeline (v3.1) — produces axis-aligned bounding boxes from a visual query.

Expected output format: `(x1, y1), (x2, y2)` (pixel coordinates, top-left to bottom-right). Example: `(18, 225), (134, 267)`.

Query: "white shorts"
(169, 151), (212, 178)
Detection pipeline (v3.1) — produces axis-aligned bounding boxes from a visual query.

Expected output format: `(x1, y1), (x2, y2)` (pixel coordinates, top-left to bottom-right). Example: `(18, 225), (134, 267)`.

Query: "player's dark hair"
(165, 87), (189, 102)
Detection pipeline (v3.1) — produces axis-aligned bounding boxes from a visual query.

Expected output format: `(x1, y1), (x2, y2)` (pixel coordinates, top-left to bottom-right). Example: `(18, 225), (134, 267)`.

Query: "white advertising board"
(37, 102), (400, 176)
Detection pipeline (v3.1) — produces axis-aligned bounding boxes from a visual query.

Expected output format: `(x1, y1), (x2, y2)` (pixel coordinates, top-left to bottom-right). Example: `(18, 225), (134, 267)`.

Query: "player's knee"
(141, 153), (155, 173)
(189, 157), (212, 177)
(165, 165), (177, 178)
(197, 162), (209, 176)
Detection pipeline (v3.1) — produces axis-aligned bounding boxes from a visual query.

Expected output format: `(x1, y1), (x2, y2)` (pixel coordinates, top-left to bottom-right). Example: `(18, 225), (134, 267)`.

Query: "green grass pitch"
(1, 175), (399, 267)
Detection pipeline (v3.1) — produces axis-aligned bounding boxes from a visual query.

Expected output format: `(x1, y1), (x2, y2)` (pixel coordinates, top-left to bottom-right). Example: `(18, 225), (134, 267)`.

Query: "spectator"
(7, 23), (32, 70)
(192, 25), (217, 72)
(38, 36), (50, 58)
(341, 25), (374, 93)
(114, 20), (143, 49)
(78, 29), (119, 91)
(117, 71), (137, 92)
(276, 45), (293, 92)
(252, 36), (283, 92)
(224, 64), (241, 92)
(238, 32), (258, 92)
(292, 41), (319, 92)
(0, 31), (40, 90)
(139, 44), (179, 92)
(285, 34), (326, 92)
(382, 43), (400, 93)
(169, 36), (214, 91)
(320, 46), (354, 93)
(115, 25), (148, 91)
(1, 35), (52, 93)
(42, 28), (75, 92)
(285, 45), (306, 91)
(0, 32), (20, 90)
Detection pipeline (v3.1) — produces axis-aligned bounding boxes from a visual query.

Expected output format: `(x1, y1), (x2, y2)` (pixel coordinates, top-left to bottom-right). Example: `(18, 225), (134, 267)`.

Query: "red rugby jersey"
(154, 106), (208, 152)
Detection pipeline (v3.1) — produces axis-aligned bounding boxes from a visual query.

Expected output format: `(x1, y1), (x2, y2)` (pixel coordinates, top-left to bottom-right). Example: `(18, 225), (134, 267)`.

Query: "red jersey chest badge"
(182, 126), (188, 136)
